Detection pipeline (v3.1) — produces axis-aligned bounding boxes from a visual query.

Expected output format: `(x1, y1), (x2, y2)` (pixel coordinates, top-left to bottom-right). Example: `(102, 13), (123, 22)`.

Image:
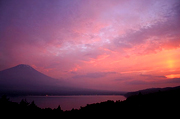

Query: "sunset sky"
(0, 0), (180, 91)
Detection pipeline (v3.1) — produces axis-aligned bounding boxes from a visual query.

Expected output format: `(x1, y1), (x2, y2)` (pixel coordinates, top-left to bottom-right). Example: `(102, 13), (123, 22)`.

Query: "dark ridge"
(1, 85), (180, 118)
(124, 85), (180, 98)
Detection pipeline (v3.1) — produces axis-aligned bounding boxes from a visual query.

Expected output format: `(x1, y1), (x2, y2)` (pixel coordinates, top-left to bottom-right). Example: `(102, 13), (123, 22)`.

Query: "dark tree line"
(0, 95), (63, 118)
(1, 87), (180, 118)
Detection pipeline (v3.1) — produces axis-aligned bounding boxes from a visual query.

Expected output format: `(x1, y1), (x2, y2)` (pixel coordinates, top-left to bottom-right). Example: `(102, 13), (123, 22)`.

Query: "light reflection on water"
(10, 95), (126, 111)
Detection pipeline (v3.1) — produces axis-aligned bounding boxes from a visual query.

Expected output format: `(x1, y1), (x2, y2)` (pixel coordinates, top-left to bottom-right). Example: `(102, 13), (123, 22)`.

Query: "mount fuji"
(0, 64), (123, 96)
(0, 64), (71, 95)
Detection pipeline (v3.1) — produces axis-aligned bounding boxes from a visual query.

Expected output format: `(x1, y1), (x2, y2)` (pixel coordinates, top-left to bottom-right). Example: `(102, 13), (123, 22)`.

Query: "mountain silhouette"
(0, 64), (124, 96)
(0, 64), (58, 86)
(0, 64), (66, 95)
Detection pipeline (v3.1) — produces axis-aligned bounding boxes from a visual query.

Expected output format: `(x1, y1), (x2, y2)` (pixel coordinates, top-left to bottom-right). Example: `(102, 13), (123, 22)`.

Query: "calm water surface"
(10, 95), (126, 111)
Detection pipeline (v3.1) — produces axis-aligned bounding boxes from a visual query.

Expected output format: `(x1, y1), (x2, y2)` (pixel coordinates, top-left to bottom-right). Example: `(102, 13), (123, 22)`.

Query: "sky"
(0, 0), (180, 91)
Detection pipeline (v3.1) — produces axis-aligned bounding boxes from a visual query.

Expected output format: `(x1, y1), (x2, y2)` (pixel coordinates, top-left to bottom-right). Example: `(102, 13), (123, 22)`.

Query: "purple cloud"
(73, 72), (117, 79)
(1, 0), (180, 91)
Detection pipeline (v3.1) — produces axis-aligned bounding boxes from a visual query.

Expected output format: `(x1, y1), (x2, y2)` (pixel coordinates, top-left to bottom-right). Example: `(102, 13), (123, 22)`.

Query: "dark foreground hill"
(124, 85), (180, 98)
(1, 86), (180, 118)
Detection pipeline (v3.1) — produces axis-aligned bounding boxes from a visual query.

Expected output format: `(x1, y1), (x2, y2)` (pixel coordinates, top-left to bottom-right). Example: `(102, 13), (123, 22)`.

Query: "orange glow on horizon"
(166, 74), (180, 79)
(1, 0), (180, 91)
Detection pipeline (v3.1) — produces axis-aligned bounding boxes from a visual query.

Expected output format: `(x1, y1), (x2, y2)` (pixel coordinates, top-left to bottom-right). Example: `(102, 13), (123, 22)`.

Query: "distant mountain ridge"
(0, 64), (124, 96)
(124, 86), (180, 98)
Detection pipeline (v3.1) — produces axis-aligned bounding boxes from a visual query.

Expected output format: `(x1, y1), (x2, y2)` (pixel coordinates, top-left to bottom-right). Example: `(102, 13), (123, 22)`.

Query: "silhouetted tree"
(29, 101), (39, 109)
(57, 105), (61, 110)
(53, 105), (63, 115)
(20, 99), (29, 107)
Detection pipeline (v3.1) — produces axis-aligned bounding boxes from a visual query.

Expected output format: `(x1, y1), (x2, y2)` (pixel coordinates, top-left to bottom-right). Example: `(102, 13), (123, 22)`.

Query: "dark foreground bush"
(1, 88), (180, 118)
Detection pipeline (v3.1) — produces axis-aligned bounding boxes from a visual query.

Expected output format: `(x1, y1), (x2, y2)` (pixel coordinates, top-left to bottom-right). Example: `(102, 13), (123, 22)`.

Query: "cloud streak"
(1, 0), (180, 91)
(73, 72), (117, 79)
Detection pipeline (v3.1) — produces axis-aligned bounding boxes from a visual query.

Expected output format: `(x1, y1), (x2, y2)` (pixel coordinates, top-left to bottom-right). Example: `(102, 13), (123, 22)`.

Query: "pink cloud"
(1, 0), (180, 91)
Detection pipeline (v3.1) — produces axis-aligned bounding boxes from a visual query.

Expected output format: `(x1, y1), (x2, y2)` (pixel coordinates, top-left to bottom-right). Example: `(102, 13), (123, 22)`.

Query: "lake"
(10, 95), (126, 111)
